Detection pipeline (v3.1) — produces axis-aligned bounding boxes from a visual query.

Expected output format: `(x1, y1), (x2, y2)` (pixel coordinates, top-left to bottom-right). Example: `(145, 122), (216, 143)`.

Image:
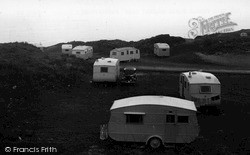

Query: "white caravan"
(154, 43), (170, 56)
(100, 96), (199, 148)
(110, 47), (140, 62)
(179, 71), (221, 107)
(72, 46), (93, 60)
(93, 58), (120, 82)
(61, 44), (73, 55)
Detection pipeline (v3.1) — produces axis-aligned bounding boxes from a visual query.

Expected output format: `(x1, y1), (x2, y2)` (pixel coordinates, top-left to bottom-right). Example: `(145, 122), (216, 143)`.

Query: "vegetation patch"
(0, 42), (92, 143)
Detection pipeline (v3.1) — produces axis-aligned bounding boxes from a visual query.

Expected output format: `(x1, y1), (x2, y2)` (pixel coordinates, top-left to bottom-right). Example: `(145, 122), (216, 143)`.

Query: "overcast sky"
(0, 0), (249, 46)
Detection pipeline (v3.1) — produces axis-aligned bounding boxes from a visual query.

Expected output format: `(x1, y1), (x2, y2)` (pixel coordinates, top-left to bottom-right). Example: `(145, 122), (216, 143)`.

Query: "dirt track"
(124, 65), (250, 74)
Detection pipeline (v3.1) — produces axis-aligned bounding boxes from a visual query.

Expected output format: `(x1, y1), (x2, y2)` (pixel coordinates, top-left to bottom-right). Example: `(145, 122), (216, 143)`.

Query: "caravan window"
(200, 86), (211, 93)
(130, 51), (133, 54)
(65, 49), (69, 52)
(76, 51), (81, 54)
(136, 50), (139, 54)
(126, 114), (143, 124)
(112, 52), (116, 55)
(177, 116), (189, 123)
(121, 52), (124, 55)
(162, 49), (167, 51)
(166, 115), (175, 123)
(100, 67), (108, 73)
(127, 50), (129, 54)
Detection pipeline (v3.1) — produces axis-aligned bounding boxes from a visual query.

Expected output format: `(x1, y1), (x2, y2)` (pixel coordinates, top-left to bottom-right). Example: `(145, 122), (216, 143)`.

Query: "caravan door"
(164, 112), (177, 143)
(129, 50), (134, 61)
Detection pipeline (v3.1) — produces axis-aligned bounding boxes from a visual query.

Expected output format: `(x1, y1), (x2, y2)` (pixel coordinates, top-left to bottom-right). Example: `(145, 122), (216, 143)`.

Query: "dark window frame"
(200, 86), (211, 93)
(100, 67), (108, 73)
(126, 114), (143, 124)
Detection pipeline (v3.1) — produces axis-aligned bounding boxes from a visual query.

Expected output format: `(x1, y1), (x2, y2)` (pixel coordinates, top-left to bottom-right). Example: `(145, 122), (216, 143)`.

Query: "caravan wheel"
(149, 137), (162, 149)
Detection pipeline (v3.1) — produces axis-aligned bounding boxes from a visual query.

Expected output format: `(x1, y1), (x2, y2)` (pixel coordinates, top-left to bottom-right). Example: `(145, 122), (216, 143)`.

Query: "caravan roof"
(155, 43), (170, 48)
(112, 47), (138, 52)
(62, 44), (72, 49)
(94, 58), (119, 66)
(182, 71), (220, 84)
(110, 96), (197, 111)
(73, 46), (92, 51)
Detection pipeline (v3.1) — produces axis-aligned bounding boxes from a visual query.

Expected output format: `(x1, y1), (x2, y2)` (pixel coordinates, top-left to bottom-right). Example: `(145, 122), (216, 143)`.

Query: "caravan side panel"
(73, 47), (93, 60)
(62, 45), (72, 55)
(108, 105), (199, 144)
(108, 105), (166, 143)
(85, 47), (93, 59)
(62, 49), (72, 55)
(74, 50), (88, 59)
(110, 50), (125, 61)
(120, 50), (130, 61)
(93, 66), (117, 82)
(175, 113), (199, 143)
(179, 75), (191, 99)
(160, 48), (170, 56)
(134, 49), (140, 60)
(154, 44), (170, 56)
(110, 49), (139, 62)
(189, 84), (221, 107)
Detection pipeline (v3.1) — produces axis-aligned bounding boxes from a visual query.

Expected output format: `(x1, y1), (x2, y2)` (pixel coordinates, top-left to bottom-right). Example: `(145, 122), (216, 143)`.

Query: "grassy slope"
(192, 30), (250, 68)
(0, 42), (93, 95)
(0, 42), (93, 142)
(195, 29), (250, 54)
